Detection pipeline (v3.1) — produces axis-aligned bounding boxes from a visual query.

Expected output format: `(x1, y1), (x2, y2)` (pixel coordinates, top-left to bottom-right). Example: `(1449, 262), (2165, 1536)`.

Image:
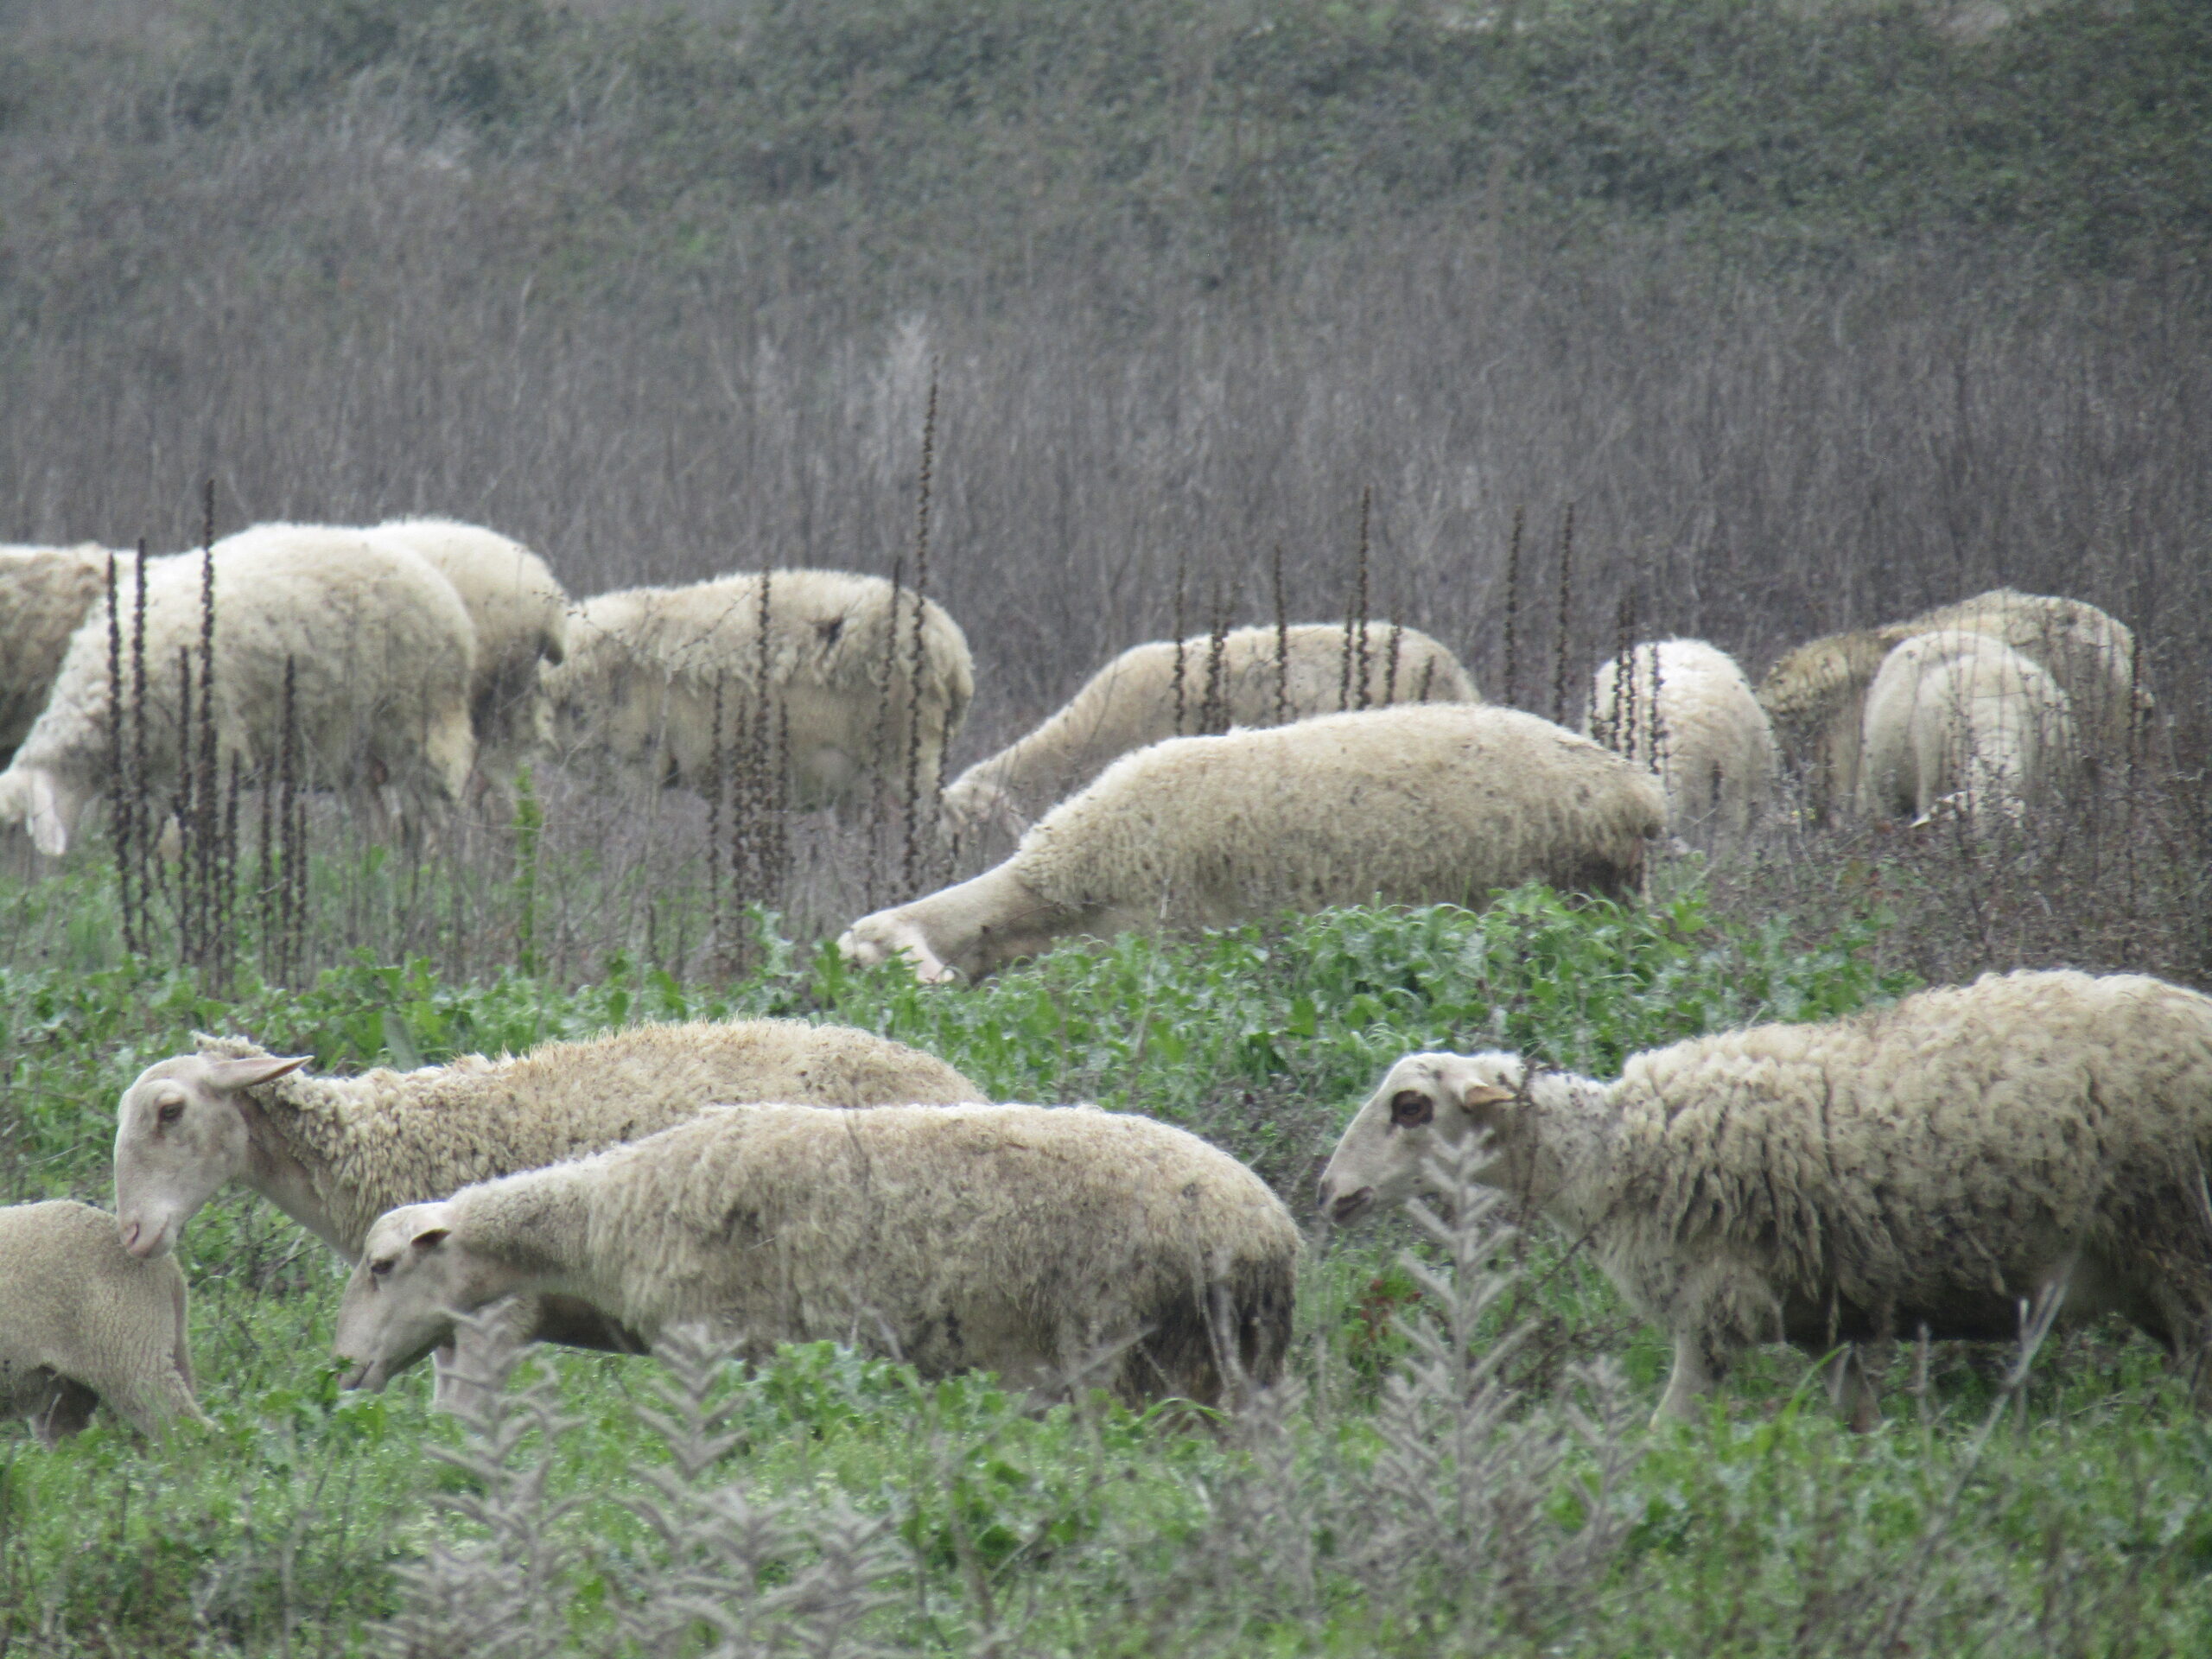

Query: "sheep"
(841, 704), (1667, 983)
(1, 1199), (207, 1443)
(0, 524), (476, 856)
(1858, 630), (2080, 827)
(363, 518), (569, 779)
(542, 570), (974, 812)
(111, 1020), (984, 1403)
(940, 623), (1479, 841)
(1317, 969), (2212, 1429)
(1584, 639), (1775, 843)
(333, 1102), (1300, 1407)
(0, 543), (111, 769)
(1757, 588), (2144, 816)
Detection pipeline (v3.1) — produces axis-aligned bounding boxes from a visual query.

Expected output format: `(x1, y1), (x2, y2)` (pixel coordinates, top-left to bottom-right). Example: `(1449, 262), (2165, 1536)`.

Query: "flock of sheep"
(1, 517), (2198, 1446)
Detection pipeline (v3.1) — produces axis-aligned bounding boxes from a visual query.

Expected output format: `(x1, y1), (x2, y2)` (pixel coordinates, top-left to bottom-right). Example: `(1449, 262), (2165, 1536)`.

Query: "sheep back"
(1586, 639), (1775, 842)
(0, 544), (110, 763)
(196, 1018), (984, 1256)
(366, 518), (569, 761)
(943, 623), (1478, 832)
(539, 1102), (1299, 1403)
(3, 524), (476, 842)
(1011, 703), (1666, 928)
(0, 1199), (201, 1439)
(1858, 630), (2080, 823)
(547, 569), (973, 810)
(1599, 970), (2212, 1350)
(1758, 588), (2140, 814)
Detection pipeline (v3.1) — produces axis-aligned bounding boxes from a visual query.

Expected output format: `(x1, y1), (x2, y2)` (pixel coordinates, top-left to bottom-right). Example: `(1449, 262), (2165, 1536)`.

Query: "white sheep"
(1757, 588), (2144, 815)
(1859, 630), (2080, 826)
(0, 543), (111, 768)
(364, 518), (569, 778)
(333, 1102), (1300, 1407)
(1, 1199), (207, 1443)
(940, 623), (1479, 841)
(1318, 969), (2212, 1428)
(0, 524), (477, 855)
(1584, 639), (1775, 843)
(842, 703), (1666, 983)
(111, 1020), (984, 1402)
(543, 570), (973, 812)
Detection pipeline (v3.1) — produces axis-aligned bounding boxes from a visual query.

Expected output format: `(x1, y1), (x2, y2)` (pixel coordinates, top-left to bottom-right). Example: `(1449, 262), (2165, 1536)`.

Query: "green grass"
(4, 880), (2212, 1653)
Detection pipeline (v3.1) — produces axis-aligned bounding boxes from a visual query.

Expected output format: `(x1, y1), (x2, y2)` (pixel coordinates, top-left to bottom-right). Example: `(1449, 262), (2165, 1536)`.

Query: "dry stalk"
(1550, 502), (1575, 727)
(1271, 542), (1289, 726)
(104, 551), (135, 956)
(1201, 581), (1230, 734)
(1172, 550), (1189, 736)
(902, 368), (939, 893)
(1353, 485), (1373, 709)
(1502, 504), (1525, 709)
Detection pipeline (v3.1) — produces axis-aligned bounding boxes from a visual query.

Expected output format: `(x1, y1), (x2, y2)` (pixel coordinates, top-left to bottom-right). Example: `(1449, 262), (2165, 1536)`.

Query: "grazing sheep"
(1758, 588), (2144, 815)
(543, 570), (973, 812)
(842, 704), (1666, 983)
(1859, 630), (2080, 827)
(0, 524), (476, 856)
(111, 1020), (983, 1402)
(334, 1103), (1299, 1406)
(364, 518), (569, 777)
(940, 623), (1479, 840)
(1, 1200), (207, 1443)
(1318, 969), (2212, 1428)
(1585, 639), (1775, 843)
(0, 543), (111, 768)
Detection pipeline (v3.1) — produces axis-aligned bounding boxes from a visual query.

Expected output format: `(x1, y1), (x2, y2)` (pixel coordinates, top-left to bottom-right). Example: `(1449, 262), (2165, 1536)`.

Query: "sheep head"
(113, 1050), (309, 1258)
(937, 773), (1027, 848)
(1316, 1051), (1526, 1226)
(0, 766), (81, 858)
(837, 911), (961, 984)
(334, 1203), (470, 1391)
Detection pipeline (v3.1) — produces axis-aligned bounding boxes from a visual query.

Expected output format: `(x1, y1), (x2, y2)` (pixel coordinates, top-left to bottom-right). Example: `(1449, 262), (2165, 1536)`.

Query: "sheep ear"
(410, 1226), (451, 1252)
(204, 1055), (310, 1092)
(1452, 1080), (1517, 1116)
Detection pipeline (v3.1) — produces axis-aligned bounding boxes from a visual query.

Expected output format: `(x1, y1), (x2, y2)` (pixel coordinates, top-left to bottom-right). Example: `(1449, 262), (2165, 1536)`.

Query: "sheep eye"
(369, 1258), (393, 1278)
(156, 1100), (185, 1125)
(1389, 1090), (1433, 1128)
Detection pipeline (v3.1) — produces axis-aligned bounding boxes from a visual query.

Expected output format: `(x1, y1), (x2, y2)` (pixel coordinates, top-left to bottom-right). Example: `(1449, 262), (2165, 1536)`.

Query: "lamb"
(543, 570), (974, 812)
(1317, 969), (2212, 1429)
(364, 518), (569, 778)
(0, 543), (111, 768)
(0, 524), (477, 855)
(333, 1102), (1300, 1407)
(1, 1199), (207, 1443)
(1757, 588), (2144, 816)
(841, 704), (1667, 983)
(111, 1020), (984, 1398)
(1858, 630), (2081, 826)
(940, 623), (1479, 840)
(1584, 639), (1775, 843)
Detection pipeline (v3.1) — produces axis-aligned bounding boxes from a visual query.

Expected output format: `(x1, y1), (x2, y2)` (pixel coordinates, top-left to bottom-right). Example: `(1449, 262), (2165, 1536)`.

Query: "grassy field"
(3, 854), (2211, 1656)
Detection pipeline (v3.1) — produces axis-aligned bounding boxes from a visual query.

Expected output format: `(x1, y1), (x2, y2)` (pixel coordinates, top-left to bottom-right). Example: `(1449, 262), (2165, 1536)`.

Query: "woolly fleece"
(940, 622), (1478, 837)
(1585, 638), (1775, 842)
(337, 1103), (1299, 1406)
(544, 569), (973, 810)
(0, 1199), (206, 1443)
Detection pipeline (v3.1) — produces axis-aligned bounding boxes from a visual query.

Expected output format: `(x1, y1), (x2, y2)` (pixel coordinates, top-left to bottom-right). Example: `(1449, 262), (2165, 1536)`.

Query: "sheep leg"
(26, 1375), (99, 1446)
(1654, 1332), (1723, 1426)
(1822, 1343), (1885, 1432)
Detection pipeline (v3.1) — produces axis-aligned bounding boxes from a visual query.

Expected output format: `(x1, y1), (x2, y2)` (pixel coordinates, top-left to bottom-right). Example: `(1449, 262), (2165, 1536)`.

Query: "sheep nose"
(1329, 1186), (1376, 1227)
